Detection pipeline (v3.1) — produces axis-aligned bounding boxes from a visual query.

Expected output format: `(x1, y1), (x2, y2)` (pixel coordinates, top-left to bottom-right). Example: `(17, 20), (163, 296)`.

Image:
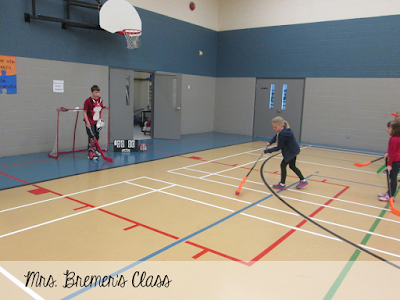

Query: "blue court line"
(61, 178), (305, 300)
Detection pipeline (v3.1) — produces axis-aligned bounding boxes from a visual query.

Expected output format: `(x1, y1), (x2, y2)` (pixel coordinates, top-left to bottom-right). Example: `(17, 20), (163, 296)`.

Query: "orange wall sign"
(0, 55), (17, 94)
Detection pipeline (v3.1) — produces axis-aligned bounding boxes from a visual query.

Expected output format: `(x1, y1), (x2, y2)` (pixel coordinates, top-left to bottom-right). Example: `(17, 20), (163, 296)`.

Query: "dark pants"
(280, 156), (304, 184)
(86, 124), (99, 154)
(86, 124), (99, 143)
(388, 161), (400, 197)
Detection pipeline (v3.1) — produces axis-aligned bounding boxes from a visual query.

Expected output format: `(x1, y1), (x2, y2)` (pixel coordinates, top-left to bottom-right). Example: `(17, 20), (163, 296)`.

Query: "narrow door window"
(281, 84), (287, 110)
(269, 84), (275, 109)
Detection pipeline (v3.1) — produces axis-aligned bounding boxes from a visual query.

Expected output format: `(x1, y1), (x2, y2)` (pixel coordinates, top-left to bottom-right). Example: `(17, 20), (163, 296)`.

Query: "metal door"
(153, 72), (182, 139)
(109, 68), (134, 141)
(253, 79), (305, 141)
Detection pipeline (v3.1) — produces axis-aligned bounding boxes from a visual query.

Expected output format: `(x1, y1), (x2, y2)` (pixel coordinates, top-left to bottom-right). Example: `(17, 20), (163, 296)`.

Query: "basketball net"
(120, 29), (141, 49)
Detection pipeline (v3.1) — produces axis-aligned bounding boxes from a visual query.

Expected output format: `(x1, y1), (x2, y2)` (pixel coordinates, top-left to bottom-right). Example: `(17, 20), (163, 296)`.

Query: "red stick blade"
(236, 177), (248, 194)
(103, 156), (113, 163)
(389, 198), (400, 216)
(354, 162), (370, 167)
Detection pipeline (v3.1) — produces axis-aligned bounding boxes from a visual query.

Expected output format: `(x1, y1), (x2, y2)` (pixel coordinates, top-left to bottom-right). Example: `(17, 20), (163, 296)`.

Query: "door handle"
(175, 107), (181, 110)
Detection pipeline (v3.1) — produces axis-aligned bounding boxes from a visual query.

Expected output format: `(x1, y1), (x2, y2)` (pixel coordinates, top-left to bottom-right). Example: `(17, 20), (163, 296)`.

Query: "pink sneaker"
(296, 180), (308, 189)
(378, 194), (390, 202)
(377, 192), (388, 197)
(272, 183), (287, 190)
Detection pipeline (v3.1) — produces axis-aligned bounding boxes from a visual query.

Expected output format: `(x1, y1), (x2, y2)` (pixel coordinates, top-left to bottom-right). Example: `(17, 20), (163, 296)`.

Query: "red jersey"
(83, 97), (103, 124)
(387, 136), (400, 166)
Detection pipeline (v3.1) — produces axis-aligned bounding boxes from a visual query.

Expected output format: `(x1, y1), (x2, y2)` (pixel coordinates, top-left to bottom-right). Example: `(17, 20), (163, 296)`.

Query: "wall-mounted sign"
(0, 55), (17, 94)
(53, 80), (64, 93)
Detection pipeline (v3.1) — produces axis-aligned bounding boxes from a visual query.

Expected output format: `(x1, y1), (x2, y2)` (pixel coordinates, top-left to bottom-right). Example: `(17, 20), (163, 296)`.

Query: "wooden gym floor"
(0, 133), (399, 300)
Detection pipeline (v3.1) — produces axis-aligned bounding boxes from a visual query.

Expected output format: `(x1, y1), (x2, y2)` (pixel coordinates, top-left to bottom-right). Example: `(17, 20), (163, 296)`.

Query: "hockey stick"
(354, 156), (384, 167)
(385, 165), (400, 216)
(376, 164), (386, 174)
(235, 152), (263, 195)
(89, 128), (113, 163)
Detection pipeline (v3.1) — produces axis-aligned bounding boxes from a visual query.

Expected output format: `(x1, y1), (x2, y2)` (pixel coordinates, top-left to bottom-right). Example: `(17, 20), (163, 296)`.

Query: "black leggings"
(280, 156), (304, 184)
(388, 161), (400, 197)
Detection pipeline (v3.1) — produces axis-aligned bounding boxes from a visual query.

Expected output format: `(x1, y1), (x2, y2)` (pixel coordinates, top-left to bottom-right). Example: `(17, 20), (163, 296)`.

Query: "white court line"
(132, 177), (400, 246)
(295, 158), (378, 174)
(198, 147), (284, 179)
(360, 244), (400, 259)
(1, 176), (250, 240)
(175, 167), (399, 223)
(126, 179), (341, 242)
(286, 189), (391, 212)
(166, 152), (400, 256)
(0, 180), (126, 214)
(2, 174), (399, 260)
(280, 195), (400, 224)
(0, 265), (45, 300)
(240, 212), (340, 241)
(126, 177), (252, 205)
(168, 170), (268, 194)
(306, 145), (383, 156)
(170, 145), (391, 212)
(199, 156), (268, 179)
(208, 171), (391, 212)
(0, 189), (155, 239)
(170, 168), (394, 215)
(253, 202), (400, 241)
(168, 148), (265, 173)
(311, 216), (400, 242)
(172, 146), (380, 180)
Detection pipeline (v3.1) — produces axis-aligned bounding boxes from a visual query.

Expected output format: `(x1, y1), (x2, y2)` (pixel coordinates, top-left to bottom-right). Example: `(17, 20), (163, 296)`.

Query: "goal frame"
(48, 107), (110, 158)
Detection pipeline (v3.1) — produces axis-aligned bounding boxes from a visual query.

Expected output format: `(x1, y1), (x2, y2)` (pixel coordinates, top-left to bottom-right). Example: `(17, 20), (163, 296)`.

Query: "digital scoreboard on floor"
(113, 139), (139, 152)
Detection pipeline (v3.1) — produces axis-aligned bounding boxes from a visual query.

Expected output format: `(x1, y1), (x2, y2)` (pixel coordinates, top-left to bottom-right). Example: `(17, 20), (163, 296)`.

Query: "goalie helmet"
(139, 143), (147, 152)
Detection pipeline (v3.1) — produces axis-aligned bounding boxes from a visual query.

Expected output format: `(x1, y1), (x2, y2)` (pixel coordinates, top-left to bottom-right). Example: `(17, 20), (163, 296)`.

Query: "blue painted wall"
(217, 15), (400, 78)
(0, 1), (217, 76)
(1, 2), (399, 79)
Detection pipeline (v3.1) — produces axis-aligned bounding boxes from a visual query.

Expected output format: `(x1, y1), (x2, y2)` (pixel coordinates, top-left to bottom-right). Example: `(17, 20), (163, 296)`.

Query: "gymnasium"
(1, 1), (400, 299)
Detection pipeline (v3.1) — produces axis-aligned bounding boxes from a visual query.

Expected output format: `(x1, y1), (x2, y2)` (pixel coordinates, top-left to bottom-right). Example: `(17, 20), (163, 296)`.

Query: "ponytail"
(283, 120), (290, 128)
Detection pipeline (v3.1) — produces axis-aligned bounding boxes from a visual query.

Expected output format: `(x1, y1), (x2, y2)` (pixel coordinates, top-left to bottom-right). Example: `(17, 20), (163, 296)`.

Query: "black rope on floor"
(259, 152), (400, 270)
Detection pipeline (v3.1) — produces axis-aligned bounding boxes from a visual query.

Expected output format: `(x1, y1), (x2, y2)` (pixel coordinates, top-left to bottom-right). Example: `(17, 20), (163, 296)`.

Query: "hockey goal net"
(48, 107), (110, 158)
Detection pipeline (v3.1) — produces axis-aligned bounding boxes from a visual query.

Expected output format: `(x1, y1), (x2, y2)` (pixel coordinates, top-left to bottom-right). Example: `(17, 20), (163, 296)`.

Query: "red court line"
(99, 209), (180, 240)
(24, 175), (349, 266)
(192, 249), (208, 259)
(25, 183), (249, 263)
(187, 241), (246, 264)
(124, 224), (139, 230)
(0, 172), (29, 184)
(74, 205), (91, 211)
(247, 185), (350, 266)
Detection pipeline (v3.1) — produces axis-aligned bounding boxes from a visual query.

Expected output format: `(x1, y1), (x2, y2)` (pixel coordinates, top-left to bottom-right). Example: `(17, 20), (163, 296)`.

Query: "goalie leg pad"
(88, 138), (100, 158)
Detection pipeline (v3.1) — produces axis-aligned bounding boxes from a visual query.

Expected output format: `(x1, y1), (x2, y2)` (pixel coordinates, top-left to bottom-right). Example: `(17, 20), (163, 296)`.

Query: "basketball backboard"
(99, 0), (142, 34)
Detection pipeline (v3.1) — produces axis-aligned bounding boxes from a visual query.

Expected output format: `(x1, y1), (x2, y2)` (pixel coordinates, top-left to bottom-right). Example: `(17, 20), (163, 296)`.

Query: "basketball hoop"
(118, 29), (141, 49)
